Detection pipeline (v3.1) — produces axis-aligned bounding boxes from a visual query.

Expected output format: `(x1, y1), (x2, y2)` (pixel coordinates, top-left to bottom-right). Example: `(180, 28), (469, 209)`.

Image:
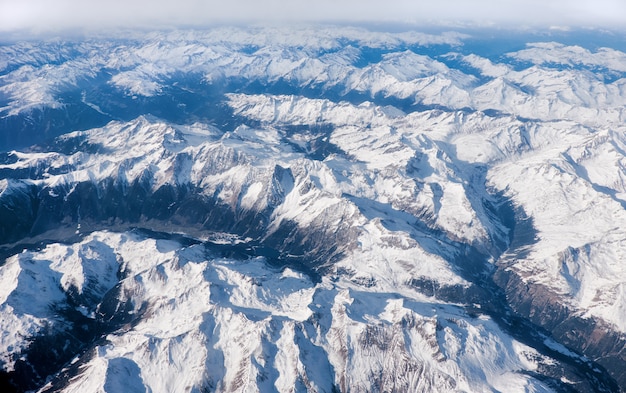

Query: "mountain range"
(1, 25), (626, 392)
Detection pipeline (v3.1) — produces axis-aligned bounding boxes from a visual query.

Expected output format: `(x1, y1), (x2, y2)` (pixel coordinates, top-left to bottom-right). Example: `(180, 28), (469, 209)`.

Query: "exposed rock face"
(495, 267), (626, 389)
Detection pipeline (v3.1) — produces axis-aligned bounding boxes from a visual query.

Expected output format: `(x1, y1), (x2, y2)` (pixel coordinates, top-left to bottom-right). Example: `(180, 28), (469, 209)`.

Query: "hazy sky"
(2, 0), (626, 33)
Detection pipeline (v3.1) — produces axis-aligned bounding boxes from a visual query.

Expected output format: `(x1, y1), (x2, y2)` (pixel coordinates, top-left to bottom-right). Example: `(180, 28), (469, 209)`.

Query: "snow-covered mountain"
(1, 26), (626, 392)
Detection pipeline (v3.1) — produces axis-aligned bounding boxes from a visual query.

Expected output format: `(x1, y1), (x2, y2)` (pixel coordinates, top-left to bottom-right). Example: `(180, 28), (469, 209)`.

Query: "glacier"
(1, 25), (626, 392)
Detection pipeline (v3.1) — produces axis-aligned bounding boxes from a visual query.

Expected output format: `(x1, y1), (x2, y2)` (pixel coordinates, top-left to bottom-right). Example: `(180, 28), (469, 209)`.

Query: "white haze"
(1, 0), (626, 34)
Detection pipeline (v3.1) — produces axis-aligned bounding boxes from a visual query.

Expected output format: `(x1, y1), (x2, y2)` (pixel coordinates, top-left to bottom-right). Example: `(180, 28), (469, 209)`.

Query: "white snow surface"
(226, 91), (626, 332)
(3, 27), (626, 128)
(2, 78), (626, 332)
(0, 231), (554, 393)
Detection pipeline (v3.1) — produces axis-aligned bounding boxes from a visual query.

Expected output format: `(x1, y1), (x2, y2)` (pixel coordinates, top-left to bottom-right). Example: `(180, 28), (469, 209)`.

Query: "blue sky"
(1, 0), (626, 33)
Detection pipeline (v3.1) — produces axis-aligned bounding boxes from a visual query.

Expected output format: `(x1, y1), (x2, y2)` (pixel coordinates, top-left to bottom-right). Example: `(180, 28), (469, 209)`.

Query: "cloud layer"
(2, 0), (626, 33)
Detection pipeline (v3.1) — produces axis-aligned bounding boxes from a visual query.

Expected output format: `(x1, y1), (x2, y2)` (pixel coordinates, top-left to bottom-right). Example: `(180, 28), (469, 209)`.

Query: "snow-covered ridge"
(2, 27), (626, 128)
(1, 96), (625, 388)
(3, 87), (626, 333)
(508, 41), (626, 73)
(0, 111), (485, 284)
(0, 230), (567, 393)
(2, 26), (626, 391)
(226, 91), (626, 333)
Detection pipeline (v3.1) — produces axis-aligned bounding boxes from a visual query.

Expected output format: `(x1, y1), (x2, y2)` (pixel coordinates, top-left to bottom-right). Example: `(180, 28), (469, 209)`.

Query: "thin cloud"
(1, 0), (626, 34)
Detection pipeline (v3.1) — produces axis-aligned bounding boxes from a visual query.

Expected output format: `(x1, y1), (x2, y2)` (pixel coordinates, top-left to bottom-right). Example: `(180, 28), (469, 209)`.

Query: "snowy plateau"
(1, 25), (626, 392)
